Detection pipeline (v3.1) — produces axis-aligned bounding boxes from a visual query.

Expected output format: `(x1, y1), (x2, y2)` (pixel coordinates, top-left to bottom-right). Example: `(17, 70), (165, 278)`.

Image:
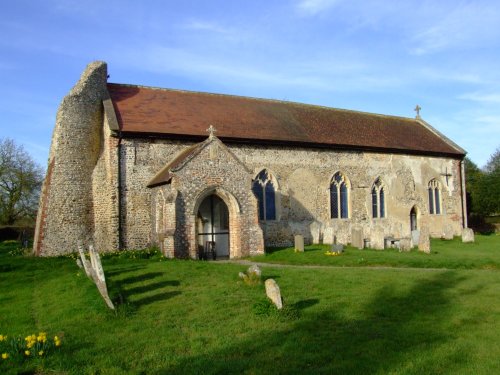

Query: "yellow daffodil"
(38, 350), (44, 356)
(25, 350), (30, 356)
(55, 340), (61, 347)
(1, 353), (8, 359)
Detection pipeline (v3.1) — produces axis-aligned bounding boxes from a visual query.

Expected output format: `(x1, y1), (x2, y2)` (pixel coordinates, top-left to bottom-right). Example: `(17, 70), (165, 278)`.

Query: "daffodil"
(25, 350), (31, 356)
(38, 350), (44, 356)
(0, 334), (6, 341)
(1, 353), (8, 359)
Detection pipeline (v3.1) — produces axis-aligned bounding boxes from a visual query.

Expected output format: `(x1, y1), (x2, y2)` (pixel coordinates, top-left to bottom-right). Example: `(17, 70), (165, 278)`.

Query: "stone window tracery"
(371, 178), (386, 218)
(252, 169), (276, 220)
(330, 172), (349, 219)
(428, 179), (441, 214)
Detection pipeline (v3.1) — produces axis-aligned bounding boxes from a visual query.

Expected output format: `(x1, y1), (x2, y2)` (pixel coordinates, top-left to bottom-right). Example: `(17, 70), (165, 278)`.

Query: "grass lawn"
(0, 236), (499, 374)
(249, 235), (500, 270)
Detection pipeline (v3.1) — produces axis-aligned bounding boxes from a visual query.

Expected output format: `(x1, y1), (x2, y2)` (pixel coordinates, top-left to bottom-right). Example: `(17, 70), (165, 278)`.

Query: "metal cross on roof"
(207, 124), (217, 138)
(414, 105), (422, 118)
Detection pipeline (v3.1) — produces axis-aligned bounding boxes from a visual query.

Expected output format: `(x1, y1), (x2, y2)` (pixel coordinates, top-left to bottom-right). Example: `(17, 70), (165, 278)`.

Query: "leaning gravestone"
(442, 224), (454, 240)
(351, 227), (364, 249)
(247, 264), (262, 278)
(294, 235), (304, 252)
(265, 279), (283, 309)
(77, 242), (115, 310)
(418, 227), (431, 254)
(462, 228), (475, 243)
(331, 243), (344, 253)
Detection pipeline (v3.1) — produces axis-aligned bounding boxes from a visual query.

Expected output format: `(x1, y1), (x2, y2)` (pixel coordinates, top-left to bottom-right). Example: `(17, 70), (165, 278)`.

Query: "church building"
(34, 61), (467, 257)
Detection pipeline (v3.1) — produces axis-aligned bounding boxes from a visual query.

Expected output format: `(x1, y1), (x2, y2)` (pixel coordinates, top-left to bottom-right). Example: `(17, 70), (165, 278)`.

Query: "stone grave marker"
(294, 235), (304, 252)
(399, 238), (412, 252)
(418, 227), (431, 254)
(371, 229), (385, 250)
(77, 242), (115, 310)
(442, 224), (454, 240)
(351, 227), (364, 249)
(462, 228), (475, 243)
(411, 230), (420, 248)
(265, 279), (283, 309)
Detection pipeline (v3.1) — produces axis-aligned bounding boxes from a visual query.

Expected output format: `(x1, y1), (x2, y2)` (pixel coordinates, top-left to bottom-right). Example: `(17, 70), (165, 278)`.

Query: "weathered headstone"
(351, 227), (364, 249)
(77, 242), (115, 310)
(418, 227), (431, 254)
(462, 228), (475, 243)
(265, 278), (283, 310)
(399, 238), (412, 252)
(294, 235), (304, 252)
(371, 230), (385, 250)
(411, 230), (420, 248)
(331, 243), (344, 253)
(442, 224), (454, 240)
(247, 264), (262, 278)
(310, 221), (322, 244)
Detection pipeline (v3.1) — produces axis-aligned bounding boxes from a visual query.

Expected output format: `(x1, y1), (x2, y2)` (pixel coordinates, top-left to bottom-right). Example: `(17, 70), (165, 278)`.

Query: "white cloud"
(458, 92), (500, 104)
(410, 2), (500, 55)
(296, 0), (342, 16)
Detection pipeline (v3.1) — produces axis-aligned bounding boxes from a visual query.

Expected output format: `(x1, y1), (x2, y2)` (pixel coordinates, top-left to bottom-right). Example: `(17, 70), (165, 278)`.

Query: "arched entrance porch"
(192, 187), (241, 259)
(196, 194), (229, 259)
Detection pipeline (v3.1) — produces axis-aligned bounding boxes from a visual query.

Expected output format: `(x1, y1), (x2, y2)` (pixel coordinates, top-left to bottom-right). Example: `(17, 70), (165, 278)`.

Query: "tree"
(464, 157), (483, 216)
(0, 138), (44, 225)
(476, 146), (500, 216)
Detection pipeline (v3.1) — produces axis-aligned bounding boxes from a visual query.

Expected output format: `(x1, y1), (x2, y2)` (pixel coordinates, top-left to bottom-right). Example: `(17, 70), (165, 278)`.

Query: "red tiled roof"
(107, 83), (464, 157)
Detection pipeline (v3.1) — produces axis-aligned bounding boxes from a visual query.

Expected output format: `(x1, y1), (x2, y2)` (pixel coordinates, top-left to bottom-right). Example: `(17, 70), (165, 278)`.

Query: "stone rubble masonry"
(35, 61), (111, 256)
(35, 61), (466, 257)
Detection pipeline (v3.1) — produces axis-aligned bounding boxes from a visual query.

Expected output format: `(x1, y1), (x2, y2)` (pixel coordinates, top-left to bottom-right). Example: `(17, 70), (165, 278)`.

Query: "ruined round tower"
(34, 62), (109, 256)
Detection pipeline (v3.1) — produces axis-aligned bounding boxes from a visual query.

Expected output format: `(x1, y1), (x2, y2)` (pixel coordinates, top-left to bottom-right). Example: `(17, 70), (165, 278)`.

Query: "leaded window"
(371, 178), (386, 218)
(428, 179), (441, 214)
(330, 172), (349, 219)
(252, 170), (276, 220)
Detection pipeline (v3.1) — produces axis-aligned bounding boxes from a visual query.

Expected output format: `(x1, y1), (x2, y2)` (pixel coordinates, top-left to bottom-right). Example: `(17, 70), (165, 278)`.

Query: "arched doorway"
(410, 206), (418, 231)
(196, 194), (230, 259)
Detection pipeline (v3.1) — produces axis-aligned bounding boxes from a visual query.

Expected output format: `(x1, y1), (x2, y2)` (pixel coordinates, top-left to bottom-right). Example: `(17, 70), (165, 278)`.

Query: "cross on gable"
(207, 125), (217, 138)
(414, 105), (422, 118)
(441, 167), (452, 186)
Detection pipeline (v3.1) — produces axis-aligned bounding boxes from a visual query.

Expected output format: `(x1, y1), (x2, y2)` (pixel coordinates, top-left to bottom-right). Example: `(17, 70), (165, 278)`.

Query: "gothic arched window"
(371, 178), (386, 218)
(252, 170), (276, 220)
(428, 179), (441, 214)
(330, 172), (349, 219)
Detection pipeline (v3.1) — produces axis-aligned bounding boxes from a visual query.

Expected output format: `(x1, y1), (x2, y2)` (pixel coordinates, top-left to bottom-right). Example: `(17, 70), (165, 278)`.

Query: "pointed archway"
(196, 194), (230, 259)
(410, 206), (418, 232)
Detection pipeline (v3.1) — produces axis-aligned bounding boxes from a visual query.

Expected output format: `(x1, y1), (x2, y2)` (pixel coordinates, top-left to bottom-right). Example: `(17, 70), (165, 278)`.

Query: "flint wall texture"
(34, 61), (109, 256)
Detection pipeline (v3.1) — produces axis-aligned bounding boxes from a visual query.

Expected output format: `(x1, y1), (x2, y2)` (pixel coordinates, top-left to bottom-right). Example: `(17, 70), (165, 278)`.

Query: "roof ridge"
(107, 82), (416, 122)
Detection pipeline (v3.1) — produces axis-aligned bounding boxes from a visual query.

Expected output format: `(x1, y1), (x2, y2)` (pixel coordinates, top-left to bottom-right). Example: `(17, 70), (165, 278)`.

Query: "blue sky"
(1, 0), (499, 168)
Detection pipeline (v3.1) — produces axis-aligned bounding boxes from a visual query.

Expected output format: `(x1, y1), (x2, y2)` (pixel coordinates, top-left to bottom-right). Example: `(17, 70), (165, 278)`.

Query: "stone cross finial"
(414, 105), (422, 118)
(207, 125), (217, 138)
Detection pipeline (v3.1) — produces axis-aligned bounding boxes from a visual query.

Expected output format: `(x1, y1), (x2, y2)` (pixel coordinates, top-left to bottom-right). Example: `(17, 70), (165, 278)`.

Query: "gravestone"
(351, 227), (364, 249)
(265, 279), (283, 309)
(247, 264), (262, 278)
(331, 243), (344, 253)
(418, 227), (431, 254)
(310, 221), (322, 244)
(442, 224), (454, 240)
(294, 235), (304, 252)
(77, 242), (115, 310)
(399, 238), (412, 252)
(411, 230), (420, 248)
(371, 230), (385, 250)
(462, 228), (475, 243)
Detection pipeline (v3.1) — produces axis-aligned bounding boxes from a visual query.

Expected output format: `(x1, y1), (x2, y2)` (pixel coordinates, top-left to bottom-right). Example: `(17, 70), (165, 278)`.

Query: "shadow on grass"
(292, 298), (319, 311)
(105, 265), (146, 277)
(117, 272), (167, 285)
(123, 280), (180, 296)
(155, 271), (468, 374)
(133, 291), (182, 307)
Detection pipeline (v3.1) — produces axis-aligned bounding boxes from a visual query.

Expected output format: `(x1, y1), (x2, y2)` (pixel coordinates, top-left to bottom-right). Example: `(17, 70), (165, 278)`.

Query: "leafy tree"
(464, 157), (483, 215)
(0, 138), (44, 225)
(476, 146), (500, 216)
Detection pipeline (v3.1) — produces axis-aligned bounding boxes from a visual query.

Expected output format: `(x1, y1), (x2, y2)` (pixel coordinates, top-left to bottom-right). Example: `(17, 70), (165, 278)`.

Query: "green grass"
(0, 237), (499, 374)
(249, 235), (500, 270)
